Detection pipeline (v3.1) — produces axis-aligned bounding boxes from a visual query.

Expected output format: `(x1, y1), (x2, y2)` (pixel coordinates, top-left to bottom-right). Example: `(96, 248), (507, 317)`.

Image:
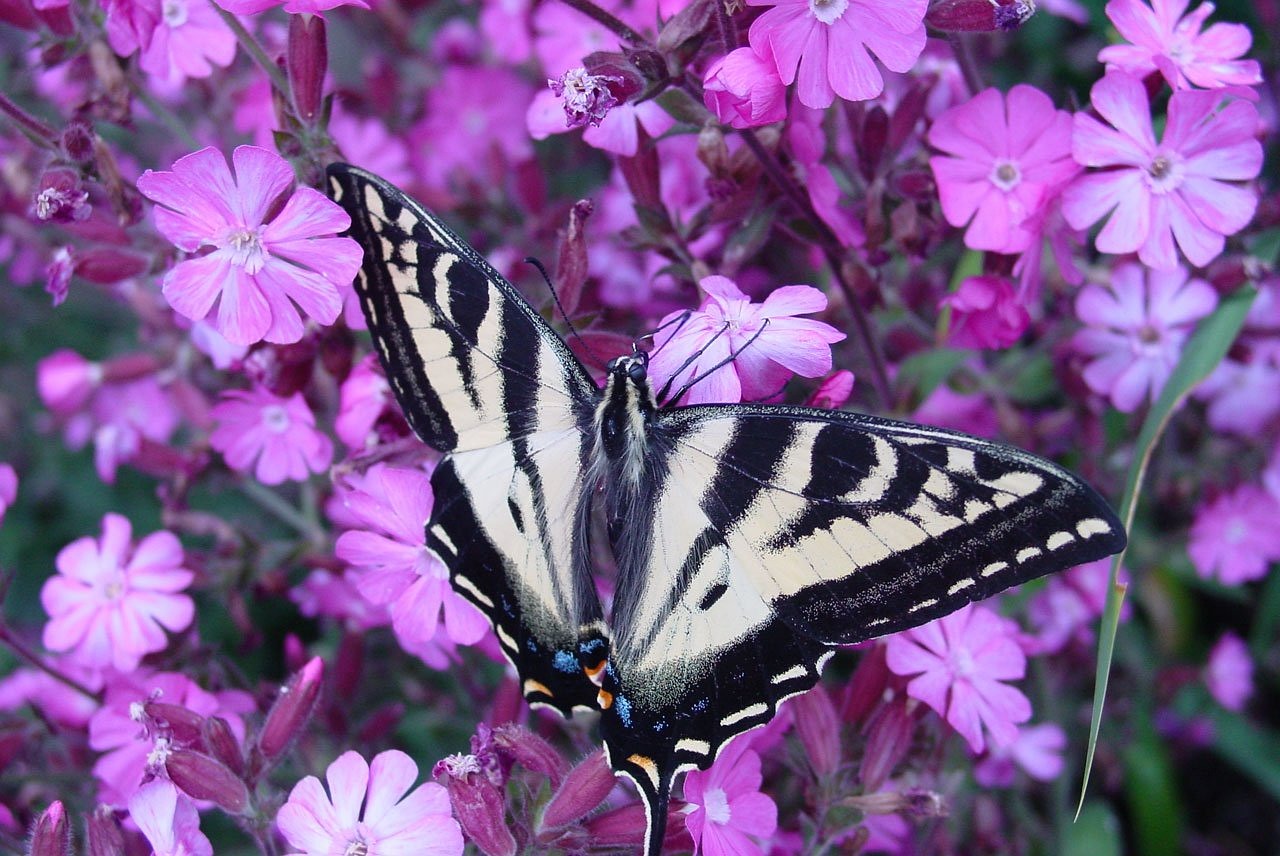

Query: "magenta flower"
(528, 90), (675, 157)
(1098, 0), (1262, 91)
(1187, 484), (1280, 585)
(929, 85), (1078, 254)
(129, 780), (212, 856)
(70, 377), (181, 484)
(787, 105), (864, 247)
(1195, 353), (1280, 437)
(276, 749), (464, 856)
(217, 0), (368, 14)
(335, 355), (392, 451)
(1205, 632), (1253, 711)
(1072, 262), (1217, 412)
(41, 513), (195, 674)
(940, 275), (1030, 350)
(37, 348), (101, 415)
(648, 275), (845, 405)
(973, 722), (1067, 788)
(136, 146), (362, 347)
(0, 462), (16, 525)
(335, 464), (488, 649)
(746, 0), (927, 108)
(682, 736), (778, 856)
(1061, 73), (1263, 270)
(209, 387), (333, 485)
(1027, 559), (1130, 655)
(103, 0), (236, 83)
(884, 604), (1031, 753)
(703, 46), (788, 129)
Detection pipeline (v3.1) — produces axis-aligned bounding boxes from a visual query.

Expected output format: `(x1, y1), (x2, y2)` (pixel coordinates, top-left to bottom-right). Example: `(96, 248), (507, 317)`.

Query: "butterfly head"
(607, 350), (650, 386)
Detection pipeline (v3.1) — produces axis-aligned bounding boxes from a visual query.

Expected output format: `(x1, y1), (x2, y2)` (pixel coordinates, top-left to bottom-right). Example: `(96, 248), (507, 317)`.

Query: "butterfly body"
(326, 163), (1127, 855)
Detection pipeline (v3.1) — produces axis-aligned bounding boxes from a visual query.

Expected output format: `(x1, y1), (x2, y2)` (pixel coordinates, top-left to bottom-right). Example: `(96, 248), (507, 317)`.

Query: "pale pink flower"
(703, 46), (788, 129)
(1195, 351), (1280, 437)
(0, 463), (16, 525)
(884, 604), (1032, 753)
(528, 90), (675, 156)
(217, 0), (367, 14)
(290, 569), (389, 632)
(334, 464), (488, 649)
(1204, 631), (1253, 711)
(335, 355), (392, 450)
(974, 722), (1067, 787)
(1098, 0), (1261, 91)
(681, 736), (777, 856)
(129, 780), (212, 856)
(929, 85), (1078, 254)
(41, 513), (195, 674)
(136, 146), (362, 347)
(746, 0), (927, 108)
(209, 387), (333, 485)
(0, 655), (101, 728)
(1026, 559), (1130, 655)
(1072, 262), (1217, 412)
(1061, 72), (1263, 270)
(1187, 484), (1280, 585)
(276, 750), (464, 856)
(328, 108), (413, 190)
(103, 0), (236, 83)
(940, 275), (1030, 349)
(649, 275), (845, 405)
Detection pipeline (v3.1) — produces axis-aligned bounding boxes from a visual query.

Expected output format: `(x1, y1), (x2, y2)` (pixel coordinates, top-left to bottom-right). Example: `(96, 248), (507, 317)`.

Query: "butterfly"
(325, 163), (1126, 855)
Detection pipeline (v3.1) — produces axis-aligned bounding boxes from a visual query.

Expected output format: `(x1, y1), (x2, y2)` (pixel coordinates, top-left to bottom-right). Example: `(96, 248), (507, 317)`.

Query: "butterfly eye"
(627, 361), (648, 383)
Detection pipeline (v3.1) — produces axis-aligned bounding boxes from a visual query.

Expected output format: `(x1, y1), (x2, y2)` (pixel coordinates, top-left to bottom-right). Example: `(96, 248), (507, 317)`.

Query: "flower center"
(808, 0), (848, 25)
(1225, 518), (1247, 544)
(162, 0), (188, 28)
(103, 578), (126, 600)
(261, 404), (291, 434)
(951, 646), (976, 679)
(225, 227), (268, 274)
(703, 786), (731, 825)
(989, 159), (1022, 191)
(344, 838), (369, 856)
(1144, 151), (1185, 195)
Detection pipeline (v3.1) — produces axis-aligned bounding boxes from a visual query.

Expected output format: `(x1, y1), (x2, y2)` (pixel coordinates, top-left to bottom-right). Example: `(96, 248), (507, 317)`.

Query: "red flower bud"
(493, 724), (569, 787)
(73, 247), (149, 284)
(860, 696), (917, 792)
(434, 754), (517, 856)
(258, 656), (324, 762)
(553, 200), (593, 318)
(85, 806), (126, 856)
(165, 749), (251, 814)
(28, 801), (71, 856)
(793, 684), (843, 778)
(927, 0), (1035, 33)
(203, 716), (245, 776)
(140, 701), (207, 745)
(287, 13), (328, 123)
(541, 750), (614, 830)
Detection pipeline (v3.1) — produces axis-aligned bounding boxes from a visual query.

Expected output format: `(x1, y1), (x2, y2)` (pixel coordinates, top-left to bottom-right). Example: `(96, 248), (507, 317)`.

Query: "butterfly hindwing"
(327, 164), (605, 715)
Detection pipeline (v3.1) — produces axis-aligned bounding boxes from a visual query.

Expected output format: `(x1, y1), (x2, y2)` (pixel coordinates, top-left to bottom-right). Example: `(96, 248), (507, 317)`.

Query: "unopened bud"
(142, 701), (207, 745)
(553, 200), (593, 318)
(792, 684), (842, 778)
(73, 246), (148, 284)
(493, 724), (568, 786)
(926, 0), (1036, 32)
(37, 349), (101, 413)
(842, 643), (890, 724)
(28, 801), (71, 856)
(45, 247), (73, 306)
(59, 119), (96, 163)
(287, 13), (327, 123)
(258, 656), (324, 761)
(101, 353), (162, 384)
(434, 754), (517, 856)
(541, 750), (614, 830)
(203, 716), (244, 775)
(85, 806), (125, 856)
(859, 696), (917, 792)
(165, 749), (250, 814)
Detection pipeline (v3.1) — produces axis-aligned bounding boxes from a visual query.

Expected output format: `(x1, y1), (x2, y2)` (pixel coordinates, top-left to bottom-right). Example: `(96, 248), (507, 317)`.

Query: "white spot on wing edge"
(948, 577), (976, 595)
(1016, 547), (1042, 563)
(452, 574), (493, 608)
(675, 738), (711, 756)
(771, 665), (808, 685)
(1046, 531), (1075, 550)
(720, 702), (768, 728)
(908, 598), (938, 613)
(1077, 518), (1112, 538)
(981, 561), (1008, 577)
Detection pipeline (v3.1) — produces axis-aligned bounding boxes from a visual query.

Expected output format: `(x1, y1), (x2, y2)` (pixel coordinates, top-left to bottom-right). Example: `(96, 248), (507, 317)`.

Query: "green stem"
(0, 623), (99, 701)
(0, 89), (58, 146)
(129, 80), (201, 150)
(214, 5), (291, 95)
(947, 33), (985, 95)
(240, 480), (325, 543)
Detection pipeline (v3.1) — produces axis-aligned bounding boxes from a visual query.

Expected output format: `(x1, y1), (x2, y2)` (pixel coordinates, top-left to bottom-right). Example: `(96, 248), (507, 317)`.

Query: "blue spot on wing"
(614, 694), (633, 727)
(553, 650), (579, 673)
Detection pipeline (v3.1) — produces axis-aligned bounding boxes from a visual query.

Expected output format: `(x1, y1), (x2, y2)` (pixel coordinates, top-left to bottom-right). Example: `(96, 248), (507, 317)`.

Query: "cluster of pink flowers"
(0, 0), (1274, 852)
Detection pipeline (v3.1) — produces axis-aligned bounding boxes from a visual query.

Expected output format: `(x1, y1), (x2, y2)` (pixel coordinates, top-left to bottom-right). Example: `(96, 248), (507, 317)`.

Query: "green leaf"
(896, 348), (969, 401)
(1122, 722), (1183, 856)
(1206, 704), (1280, 803)
(1064, 801), (1122, 856)
(1077, 287), (1257, 815)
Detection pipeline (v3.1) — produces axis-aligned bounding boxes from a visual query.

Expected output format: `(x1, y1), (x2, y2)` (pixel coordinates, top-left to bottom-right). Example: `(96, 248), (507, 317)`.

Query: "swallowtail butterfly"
(326, 163), (1126, 855)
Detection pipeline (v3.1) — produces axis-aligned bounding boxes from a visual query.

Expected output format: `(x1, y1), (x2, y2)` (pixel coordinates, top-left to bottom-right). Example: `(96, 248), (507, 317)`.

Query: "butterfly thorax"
(594, 352), (658, 493)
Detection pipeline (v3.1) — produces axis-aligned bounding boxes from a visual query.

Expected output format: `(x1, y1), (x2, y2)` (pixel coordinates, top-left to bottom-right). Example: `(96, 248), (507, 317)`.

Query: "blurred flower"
(929, 85), (1077, 254)
(335, 354), (392, 450)
(1062, 72), (1263, 270)
(217, 0), (367, 14)
(103, 0), (235, 83)
(44, 246), (73, 306)
(703, 46), (788, 129)
(682, 735), (777, 856)
(1072, 262), (1217, 412)
(136, 145), (361, 346)
(41, 513), (194, 673)
(746, 0), (927, 108)
(787, 104), (864, 247)
(0, 654), (101, 727)
(335, 464), (488, 649)
(1187, 484), (1280, 585)
(1099, 0), (1261, 91)
(329, 107), (413, 189)
(68, 377), (181, 484)
(1195, 351), (1280, 437)
(0, 462), (16, 524)
(940, 275), (1030, 349)
(128, 779), (212, 856)
(1204, 631), (1253, 711)
(291, 569), (389, 630)
(973, 722), (1066, 787)
(479, 0), (532, 62)
(37, 348), (102, 414)
(549, 67), (621, 128)
(912, 383), (999, 439)
(209, 387), (333, 485)
(1026, 559), (1129, 654)
(277, 750), (464, 856)
(649, 275), (845, 405)
(884, 604), (1031, 753)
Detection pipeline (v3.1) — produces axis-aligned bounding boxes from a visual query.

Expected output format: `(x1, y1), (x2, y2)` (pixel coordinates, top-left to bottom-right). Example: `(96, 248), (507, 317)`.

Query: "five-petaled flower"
(1187, 484), (1280, 585)
(41, 513), (195, 674)
(276, 749), (464, 856)
(209, 386), (334, 485)
(136, 145), (363, 347)
(682, 735), (778, 856)
(1098, 0), (1262, 91)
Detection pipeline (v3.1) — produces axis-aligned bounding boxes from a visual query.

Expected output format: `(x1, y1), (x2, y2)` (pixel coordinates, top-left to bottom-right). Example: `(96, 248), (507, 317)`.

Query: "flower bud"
(37, 348), (101, 413)
(45, 247), (73, 306)
(287, 13), (327, 123)
(926, 0), (1036, 33)
(541, 750), (614, 830)
(493, 724), (569, 787)
(28, 801), (71, 856)
(553, 199), (593, 318)
(257, 656), (324, 762)
(165, 749), (251, 814)
(792, 684), (842, 778)
(842, 643), (890, 724)
(85, 806), (125, 856)
(806, 370), (855, 410)
(73, 247), (149, 285)
(59, 119), (96, 163)
(203, 716), (245, 775)
(141, 701), (207, 745)
(434, 754), (517, 856)
(860, 696), (917, 792)
(703, 47), (787, 130)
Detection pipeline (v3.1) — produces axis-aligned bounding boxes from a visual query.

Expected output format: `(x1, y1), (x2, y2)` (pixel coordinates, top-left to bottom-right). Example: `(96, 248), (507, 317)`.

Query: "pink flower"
(787, 105), (864, 247)
(67, 377), (181, 484)
(136, 146), (362, 347)
(0, 462), (16, 525)
(1027, 559), (1130, 655)
(1204, 631), (1253, 711)
(104, 0), (236, 83)
(128, 780), (212, 856)
(209, 387), (333, 485)
(1187, 484), (1280, 585)
(0, 656), (101, 728)
(217, 0), (367, 14)
(1195, 351), (1280, 437)
(334, 464), (488, 649)
(276, 749), (464, 856)
(929, 85), (1077, 254)
(1061, 73), (1263, 270)
(290, 569), (389, 632)
(528, 90), (675, 156)
(940, 275), (1030, 349)
(36, 348), (101, 415)
(335, 355), (392, 451)
(681, 736), (777, 856)
(746, 0), (927, 108)
(41, 513), (195, 674)
(1072, 262), (1217, 412)
(884, 604), (1032, 753)
(703, 46), (788, 129)
(912, 383), (999, 439)
(328, 108), (413, 190)
(973, 722), (1067, 787)
(648, 275), (845, 405)
(1098, 0), (1262, 91)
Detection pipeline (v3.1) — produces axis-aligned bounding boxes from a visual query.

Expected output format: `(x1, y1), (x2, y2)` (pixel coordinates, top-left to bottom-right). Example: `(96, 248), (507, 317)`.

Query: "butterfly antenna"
(662, 318), (772, 406)
(641, 310), (694, 356)
(653, 321), (733, 404)
(524, 255), (604, 367)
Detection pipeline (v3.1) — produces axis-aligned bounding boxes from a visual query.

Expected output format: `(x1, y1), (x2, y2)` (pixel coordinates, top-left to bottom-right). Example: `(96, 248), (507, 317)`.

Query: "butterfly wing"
(327, 164), (606, 715)
(602, 405), (1126, 853)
